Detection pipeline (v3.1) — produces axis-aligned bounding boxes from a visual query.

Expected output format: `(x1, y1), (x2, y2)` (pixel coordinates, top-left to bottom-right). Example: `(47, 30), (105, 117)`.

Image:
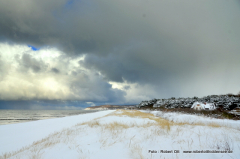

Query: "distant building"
(191, 102), (216, 110)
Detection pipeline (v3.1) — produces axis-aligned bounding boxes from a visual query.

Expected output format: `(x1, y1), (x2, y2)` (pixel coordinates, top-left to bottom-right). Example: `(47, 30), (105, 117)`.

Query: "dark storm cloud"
(80, 40), (196, 84)
(0, 44), (127, 106)
(0, 0), (159, 54)
(67, 69), (126, 102)
(0, 0), (240, 102)
(51, 68), (60, 74)
(16, 53), (47, 72)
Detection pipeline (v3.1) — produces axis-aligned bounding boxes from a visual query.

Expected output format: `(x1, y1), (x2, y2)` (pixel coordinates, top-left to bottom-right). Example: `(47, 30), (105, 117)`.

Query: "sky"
(0, 0), (240, 109)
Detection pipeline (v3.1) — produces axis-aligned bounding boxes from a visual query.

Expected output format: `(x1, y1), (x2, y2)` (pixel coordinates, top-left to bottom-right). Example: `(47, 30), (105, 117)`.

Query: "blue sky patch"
(28, 45), (40, 51)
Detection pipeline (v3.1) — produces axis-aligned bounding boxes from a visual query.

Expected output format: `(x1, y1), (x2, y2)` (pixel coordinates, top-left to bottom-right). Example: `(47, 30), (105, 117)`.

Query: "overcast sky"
(0, 0), (240, 109)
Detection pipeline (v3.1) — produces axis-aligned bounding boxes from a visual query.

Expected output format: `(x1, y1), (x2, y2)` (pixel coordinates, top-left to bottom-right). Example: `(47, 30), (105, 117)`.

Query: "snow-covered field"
(0, 110), (240, 159)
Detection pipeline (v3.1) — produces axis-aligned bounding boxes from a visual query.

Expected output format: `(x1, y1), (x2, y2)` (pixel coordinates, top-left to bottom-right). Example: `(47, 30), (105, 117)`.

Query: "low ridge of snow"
(1, 110), (240, 159)
(148, 110), (240, 130)
(0, 110), (114, 154)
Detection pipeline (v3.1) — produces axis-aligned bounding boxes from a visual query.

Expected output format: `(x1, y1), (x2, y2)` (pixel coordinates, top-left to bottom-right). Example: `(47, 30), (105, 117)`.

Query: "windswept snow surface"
(0, 110), (240, 159)
(148, 110), (240, 130)
(0, 110), (114, 155)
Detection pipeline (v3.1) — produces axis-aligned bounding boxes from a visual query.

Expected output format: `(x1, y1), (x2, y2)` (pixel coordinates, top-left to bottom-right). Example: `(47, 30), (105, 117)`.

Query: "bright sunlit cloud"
(0, 0), (240, 109)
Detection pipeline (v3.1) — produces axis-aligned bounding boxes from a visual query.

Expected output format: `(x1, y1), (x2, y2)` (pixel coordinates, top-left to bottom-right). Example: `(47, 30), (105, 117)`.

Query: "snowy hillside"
(0, 110), (240, 159)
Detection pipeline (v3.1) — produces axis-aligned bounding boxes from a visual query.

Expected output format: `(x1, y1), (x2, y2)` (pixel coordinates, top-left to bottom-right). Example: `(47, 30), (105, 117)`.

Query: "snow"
(0, 110), (114, 155)
(148, 110), (240, 130)
(1, 110), (240, 159)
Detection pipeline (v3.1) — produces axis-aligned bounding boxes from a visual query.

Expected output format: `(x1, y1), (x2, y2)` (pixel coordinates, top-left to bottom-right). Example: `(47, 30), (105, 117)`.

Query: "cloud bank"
(0, 0), (240, 109)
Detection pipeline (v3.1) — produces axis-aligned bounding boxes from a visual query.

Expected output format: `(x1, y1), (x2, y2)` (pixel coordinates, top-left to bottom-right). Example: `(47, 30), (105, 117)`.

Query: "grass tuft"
(0, 110), (228, 159)
(108, 110), (173, 131)
(87, 120), (100, 127)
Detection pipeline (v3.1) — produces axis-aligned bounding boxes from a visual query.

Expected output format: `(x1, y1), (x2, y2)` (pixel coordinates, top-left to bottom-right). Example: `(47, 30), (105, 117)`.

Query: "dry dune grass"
(79, 110), (221, 133)
(87, 120), (100, 127)
(107, 110), (173, 131)
(130, 144), (144, 159)
(0, 147), (26, 159)
(109, 110), (222, 129)
(104, 121), (130, 129)
(110, 109), (156, 118)
(76, 110), (172, 135)
(0, 129), (74, 159)
(0, 110), (224, 159)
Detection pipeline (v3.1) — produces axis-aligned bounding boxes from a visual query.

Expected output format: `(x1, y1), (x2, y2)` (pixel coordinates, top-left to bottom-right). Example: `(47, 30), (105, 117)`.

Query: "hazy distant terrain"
(84, 105), (136, 110)
(0, 110), (99, 125)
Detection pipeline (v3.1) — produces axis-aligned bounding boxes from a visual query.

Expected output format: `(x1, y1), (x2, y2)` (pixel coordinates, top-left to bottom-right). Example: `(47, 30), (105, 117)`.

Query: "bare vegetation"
(108, 110), (222, 129)
(209, 133), (234, 151)
(0, 110), (238, 159)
